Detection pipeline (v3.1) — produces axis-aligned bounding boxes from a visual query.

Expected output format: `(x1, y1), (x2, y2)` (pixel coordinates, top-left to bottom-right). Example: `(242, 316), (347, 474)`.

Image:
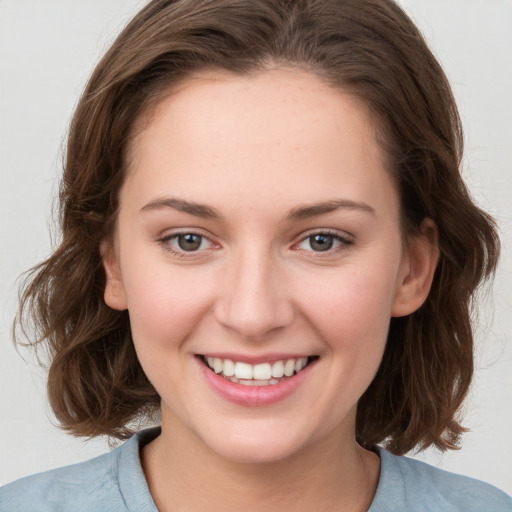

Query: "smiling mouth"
(199, 355), (318, 386)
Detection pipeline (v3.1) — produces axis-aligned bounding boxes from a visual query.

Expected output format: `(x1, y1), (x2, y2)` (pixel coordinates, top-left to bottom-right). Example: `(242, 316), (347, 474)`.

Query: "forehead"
(123, 68), (398, 220)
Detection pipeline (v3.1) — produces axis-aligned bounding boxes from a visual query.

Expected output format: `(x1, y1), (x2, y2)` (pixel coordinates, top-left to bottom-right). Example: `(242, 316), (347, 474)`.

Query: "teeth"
(295, 357), (307, 373)
(226, 375), (280, 386)
(223, 359), (235, 377)
(253, 363), (272, 380)
(237, 378), (279, 386)
(234, 362), (253, 380)
(272, 360), (284, 378)
(284, 359), (295, 377)
(204, 356), (311, 382)
(213, 358), (223, 374)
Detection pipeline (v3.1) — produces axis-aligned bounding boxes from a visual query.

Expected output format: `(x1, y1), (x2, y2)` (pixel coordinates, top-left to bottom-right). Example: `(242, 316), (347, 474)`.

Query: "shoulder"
(370, 448), (512, 512)
(0, 451), (119, 512)
(0, 428), (160, 512)
(0, 448), (125, 512)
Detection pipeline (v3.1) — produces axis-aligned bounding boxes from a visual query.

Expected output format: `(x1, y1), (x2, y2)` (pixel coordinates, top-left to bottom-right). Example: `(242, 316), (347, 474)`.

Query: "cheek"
(295, 265), (397, 352)
(121, 260), (215, 351)
(298, 266), (397, 411)
(121, 265), (217, 400)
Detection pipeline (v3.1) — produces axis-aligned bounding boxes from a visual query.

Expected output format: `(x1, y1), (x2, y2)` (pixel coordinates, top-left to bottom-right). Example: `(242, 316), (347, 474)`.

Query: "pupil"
(310, 234), (333, 251)
(178, 234), (201, 251)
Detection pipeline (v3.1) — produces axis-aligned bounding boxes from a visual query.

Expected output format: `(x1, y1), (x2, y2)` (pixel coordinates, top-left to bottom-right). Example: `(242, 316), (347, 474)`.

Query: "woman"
(1, 0), (510, 510)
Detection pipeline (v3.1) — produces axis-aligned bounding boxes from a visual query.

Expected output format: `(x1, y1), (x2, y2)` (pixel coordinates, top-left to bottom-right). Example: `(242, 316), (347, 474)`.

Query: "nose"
(213, 247), (294, 339)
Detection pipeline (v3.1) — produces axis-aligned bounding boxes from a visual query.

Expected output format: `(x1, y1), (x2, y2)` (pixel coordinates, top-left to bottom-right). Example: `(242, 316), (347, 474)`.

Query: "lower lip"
(197, 357), (316, 407)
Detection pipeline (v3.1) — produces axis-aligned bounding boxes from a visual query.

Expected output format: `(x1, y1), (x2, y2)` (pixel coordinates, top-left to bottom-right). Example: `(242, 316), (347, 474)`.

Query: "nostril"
(214, 306), (295, 339)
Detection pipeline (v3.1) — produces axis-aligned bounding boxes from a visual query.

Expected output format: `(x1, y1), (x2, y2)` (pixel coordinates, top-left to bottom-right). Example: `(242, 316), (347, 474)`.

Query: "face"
(103, 68), (435, 464)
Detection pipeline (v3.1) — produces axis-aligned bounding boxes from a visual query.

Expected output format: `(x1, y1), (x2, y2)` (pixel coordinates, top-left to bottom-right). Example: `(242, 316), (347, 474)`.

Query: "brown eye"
(177, 233), (203, 251)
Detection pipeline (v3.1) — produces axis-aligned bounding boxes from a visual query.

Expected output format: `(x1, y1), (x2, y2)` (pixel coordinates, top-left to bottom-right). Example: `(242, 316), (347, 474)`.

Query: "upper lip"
(197, 353), (316, 365)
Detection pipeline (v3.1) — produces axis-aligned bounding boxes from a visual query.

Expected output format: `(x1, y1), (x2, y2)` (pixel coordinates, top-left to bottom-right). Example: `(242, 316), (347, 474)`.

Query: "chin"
(211, 438), (301, 465)
(197, 420), (315, 465)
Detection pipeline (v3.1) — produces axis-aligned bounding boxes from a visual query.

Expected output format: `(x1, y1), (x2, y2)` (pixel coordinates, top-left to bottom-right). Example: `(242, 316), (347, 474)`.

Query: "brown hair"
(16, 0), (499, 453)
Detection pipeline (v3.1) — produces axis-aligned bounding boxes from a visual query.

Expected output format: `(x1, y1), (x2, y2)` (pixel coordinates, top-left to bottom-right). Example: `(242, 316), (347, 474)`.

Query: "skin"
(103, 68), (438, 511)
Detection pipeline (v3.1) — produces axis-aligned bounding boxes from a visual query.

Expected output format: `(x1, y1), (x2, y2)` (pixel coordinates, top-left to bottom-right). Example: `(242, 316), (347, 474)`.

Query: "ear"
(100, 239), (128, 311)
(391, 218), (439, 317)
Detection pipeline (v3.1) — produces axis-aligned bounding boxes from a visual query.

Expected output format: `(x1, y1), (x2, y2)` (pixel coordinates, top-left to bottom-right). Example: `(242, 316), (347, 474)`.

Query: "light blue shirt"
(1, 428), (510, 511)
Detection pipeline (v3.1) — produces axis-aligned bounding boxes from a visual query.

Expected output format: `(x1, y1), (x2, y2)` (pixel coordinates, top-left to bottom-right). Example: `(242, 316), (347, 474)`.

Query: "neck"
(141, 412), (380, 512)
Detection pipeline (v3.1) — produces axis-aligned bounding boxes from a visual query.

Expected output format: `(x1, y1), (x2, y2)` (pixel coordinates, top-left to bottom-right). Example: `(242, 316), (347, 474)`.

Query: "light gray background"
(1, 0), (511, 493)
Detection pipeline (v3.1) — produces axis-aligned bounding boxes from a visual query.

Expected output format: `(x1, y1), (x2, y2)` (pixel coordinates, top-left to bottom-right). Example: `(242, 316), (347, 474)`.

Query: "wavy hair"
(16, 0), (499, 452)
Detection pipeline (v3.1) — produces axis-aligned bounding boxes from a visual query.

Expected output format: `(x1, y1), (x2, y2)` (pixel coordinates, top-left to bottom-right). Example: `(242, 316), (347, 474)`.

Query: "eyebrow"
(286, 199), (376, 221)
(140, 198), (223, 219)
(140, 197), (375, 221)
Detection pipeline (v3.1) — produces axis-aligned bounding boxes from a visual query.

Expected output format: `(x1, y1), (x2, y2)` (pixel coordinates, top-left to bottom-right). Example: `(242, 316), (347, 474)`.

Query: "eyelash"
(157, 229), (354, 258)
(293, 229), (354, 256)
(158, 230), (216, 258)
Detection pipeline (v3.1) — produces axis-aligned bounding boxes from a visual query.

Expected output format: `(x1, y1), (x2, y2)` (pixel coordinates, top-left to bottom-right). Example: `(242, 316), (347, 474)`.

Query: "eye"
(175, 233), (205, 251)
(159, 232), (214, 254)
(296, 231), (352, 253)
